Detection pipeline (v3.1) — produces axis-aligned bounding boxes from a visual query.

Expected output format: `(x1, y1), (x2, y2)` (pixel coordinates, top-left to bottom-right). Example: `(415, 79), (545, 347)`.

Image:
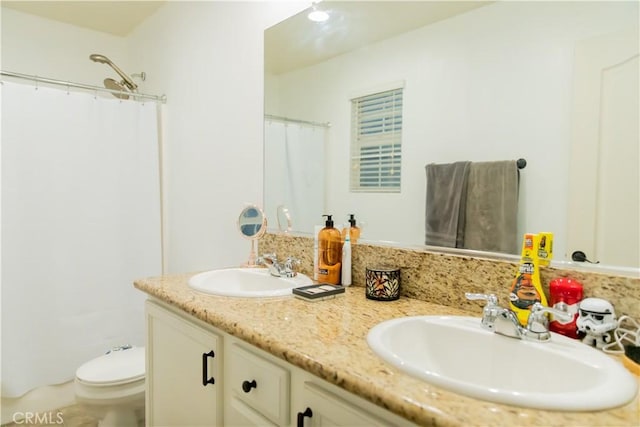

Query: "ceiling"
(2, 1), (490, 73)
(2, 1), (166, 36)
(265, 1), (491, 75)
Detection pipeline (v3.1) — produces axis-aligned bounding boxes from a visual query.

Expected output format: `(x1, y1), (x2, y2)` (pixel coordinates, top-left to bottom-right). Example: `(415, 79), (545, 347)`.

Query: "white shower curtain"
(1, 81), (162, 397)
(264, 120), (325, 234)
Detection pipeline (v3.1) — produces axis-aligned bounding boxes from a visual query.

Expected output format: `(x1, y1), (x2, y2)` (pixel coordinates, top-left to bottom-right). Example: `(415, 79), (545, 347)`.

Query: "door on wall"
(567, 28), (639, 268)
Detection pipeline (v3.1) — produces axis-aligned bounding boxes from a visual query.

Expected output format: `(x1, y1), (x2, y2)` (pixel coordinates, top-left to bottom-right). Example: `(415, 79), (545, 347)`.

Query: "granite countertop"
(134, 273), (640, 427)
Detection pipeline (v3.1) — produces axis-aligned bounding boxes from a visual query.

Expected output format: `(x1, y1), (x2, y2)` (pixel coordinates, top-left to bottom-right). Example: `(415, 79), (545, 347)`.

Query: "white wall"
(267, 1), (639, 258)
(1, 7), (129, 86)
(127, 1), (307, 273)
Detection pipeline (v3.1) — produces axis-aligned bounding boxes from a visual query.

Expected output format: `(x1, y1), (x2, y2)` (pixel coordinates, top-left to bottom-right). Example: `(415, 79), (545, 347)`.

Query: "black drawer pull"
(297, 407), (313, 427)
(201, 350), (215, 386)
(242, 379), (257, 393)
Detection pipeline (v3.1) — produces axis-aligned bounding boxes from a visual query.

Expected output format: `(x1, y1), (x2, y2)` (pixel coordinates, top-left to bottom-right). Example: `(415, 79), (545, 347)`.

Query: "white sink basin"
(367, 315), (638, 411)
(189, 267), (312, 297)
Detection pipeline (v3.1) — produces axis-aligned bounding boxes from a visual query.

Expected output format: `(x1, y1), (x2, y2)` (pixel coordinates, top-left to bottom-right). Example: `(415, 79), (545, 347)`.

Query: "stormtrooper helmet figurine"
(576, 297), (617, 349)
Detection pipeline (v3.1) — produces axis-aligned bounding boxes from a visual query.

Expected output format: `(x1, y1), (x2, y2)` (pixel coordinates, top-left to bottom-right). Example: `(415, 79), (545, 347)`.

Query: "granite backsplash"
(261, 233), (640, 319)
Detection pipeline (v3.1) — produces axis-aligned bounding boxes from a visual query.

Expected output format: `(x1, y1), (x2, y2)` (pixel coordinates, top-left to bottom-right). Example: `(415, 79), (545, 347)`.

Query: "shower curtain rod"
(1, 70), (167, 103)
(265, 114), (331, 128)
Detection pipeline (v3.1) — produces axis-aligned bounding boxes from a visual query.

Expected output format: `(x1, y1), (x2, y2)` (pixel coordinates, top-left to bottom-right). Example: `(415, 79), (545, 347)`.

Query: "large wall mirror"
(264, 1), (639, 270)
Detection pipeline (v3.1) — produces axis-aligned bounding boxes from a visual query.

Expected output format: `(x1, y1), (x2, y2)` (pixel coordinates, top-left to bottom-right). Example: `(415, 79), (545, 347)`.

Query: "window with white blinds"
(350, 87), (403, 192)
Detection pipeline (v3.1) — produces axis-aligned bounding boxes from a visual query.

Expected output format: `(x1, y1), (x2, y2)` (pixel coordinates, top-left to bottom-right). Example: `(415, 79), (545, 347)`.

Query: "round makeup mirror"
(276, 205), (292, 233)
(238, 205), (267, 266)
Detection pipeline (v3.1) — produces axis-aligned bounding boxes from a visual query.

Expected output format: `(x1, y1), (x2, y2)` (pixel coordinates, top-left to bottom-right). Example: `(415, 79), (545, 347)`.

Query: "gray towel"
(425, 162), (471, 247)
(463, 160), (519, 254)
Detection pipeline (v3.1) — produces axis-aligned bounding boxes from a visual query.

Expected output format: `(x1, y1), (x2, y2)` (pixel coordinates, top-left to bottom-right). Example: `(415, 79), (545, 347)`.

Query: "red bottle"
(549, 278), (584, 339)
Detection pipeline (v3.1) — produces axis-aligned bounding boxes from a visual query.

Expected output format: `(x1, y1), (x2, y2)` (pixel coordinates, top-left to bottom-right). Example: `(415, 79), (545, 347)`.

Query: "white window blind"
(350, 88), (403, 192)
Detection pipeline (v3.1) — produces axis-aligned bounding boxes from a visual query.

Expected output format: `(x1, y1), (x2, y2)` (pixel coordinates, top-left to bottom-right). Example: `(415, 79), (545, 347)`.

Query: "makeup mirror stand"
(237, 204), (267, 267)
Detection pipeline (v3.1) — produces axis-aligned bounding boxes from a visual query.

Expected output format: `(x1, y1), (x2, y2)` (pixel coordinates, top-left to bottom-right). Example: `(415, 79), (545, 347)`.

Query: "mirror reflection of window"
(350, 87), (403, 192)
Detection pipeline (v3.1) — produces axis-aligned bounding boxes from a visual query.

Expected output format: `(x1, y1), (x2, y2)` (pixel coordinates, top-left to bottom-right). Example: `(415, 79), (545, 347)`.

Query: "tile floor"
(2, 404), (147, 427)
(2, 404), (98, 427)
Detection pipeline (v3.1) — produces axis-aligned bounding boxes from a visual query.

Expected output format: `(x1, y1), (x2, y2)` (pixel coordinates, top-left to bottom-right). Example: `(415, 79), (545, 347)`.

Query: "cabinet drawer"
(300, 382), (392, 427)
(228, 343), (290, 426)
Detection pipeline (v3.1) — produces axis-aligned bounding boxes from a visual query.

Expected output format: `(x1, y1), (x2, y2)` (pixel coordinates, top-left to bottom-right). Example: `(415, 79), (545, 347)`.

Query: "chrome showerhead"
(89, 54), (111, 65)
(103, 78), (130, 100)
(89, 53), (138, 94)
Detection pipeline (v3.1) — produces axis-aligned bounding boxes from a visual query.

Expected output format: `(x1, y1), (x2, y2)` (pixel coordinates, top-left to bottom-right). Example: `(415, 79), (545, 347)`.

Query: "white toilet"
(74, 346), (145, 427)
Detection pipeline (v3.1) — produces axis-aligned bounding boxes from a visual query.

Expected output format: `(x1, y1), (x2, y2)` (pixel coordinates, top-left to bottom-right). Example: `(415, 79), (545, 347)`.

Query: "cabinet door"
(297, 382), (391, 427)
(146, 301), (222, 427)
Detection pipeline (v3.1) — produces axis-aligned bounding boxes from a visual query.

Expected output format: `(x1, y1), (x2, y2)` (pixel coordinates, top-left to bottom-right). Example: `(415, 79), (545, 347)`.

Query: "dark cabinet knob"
(242, 379), (257, 393)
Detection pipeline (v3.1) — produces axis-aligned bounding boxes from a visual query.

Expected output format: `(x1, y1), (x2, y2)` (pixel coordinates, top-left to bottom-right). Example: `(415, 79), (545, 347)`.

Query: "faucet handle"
(466, 293), (501, 331)
(255, 253), (276, 267)
(527, 302), (572, 332)
(282, 256), (300, 277)
(465, 293), (498, 306)
(284, 256), (300, 267)
(529, 302), (572, 320)
(261, 253), (277, 261)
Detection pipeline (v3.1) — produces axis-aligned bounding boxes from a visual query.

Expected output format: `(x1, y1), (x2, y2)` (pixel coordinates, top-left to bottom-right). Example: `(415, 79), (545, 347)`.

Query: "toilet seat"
(76, 346), (145, 386)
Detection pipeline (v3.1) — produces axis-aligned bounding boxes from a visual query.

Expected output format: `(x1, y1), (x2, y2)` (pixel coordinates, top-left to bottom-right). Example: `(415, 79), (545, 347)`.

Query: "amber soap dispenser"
(317, 215), (342, 285)
(341, 214), (360, 244)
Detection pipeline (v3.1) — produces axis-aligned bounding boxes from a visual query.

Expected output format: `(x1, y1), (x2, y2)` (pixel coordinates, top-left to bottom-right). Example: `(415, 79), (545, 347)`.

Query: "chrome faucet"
(256, 253), (300, 278)
(465, 293), (571, 342)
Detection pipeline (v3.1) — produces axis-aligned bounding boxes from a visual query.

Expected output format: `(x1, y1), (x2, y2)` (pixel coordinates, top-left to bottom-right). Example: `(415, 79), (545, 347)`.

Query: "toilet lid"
(76, 346), (145, 385)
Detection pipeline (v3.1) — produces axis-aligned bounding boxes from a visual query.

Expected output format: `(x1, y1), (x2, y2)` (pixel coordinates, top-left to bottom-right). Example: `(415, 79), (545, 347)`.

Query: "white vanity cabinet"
(227, 338), (414, 427)
(145, 299), (415, 427)
(145, 301), (223, 427)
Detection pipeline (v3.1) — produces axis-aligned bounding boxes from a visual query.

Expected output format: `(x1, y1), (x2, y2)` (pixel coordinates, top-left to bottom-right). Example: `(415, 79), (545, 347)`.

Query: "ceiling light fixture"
(307, 3), (329, 22)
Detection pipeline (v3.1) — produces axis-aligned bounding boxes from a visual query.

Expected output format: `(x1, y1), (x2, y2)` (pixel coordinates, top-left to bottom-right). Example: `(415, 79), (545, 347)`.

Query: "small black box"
(292, 284), (345, 301)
